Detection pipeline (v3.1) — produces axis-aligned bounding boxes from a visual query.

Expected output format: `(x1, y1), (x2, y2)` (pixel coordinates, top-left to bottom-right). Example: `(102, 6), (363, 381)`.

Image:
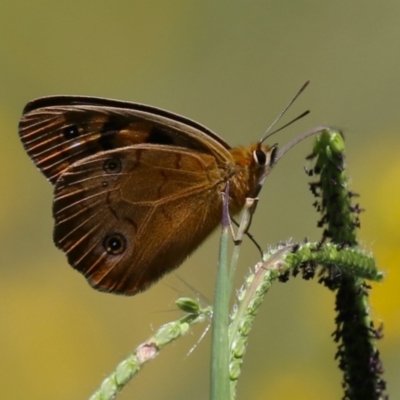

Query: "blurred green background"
(1, 2), (399, 399)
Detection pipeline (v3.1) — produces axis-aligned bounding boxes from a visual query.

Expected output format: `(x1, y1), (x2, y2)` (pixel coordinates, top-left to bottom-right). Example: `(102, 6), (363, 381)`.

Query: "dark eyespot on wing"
(103, 233), (127, 255)
(63, 125), (80, 140)
(103, 157), (123, 174)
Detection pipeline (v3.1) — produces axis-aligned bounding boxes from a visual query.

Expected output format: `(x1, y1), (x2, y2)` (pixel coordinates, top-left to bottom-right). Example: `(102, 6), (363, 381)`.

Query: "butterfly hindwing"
(53, 145), (226, 295)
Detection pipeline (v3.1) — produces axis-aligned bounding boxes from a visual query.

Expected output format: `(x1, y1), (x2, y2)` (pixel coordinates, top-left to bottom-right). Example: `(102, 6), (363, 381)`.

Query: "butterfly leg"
(230, 197), (263, 257)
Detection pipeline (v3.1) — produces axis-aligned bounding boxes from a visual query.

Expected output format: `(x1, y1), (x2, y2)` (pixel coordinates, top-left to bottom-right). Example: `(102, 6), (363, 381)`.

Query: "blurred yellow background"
(1, 2), (398, 399)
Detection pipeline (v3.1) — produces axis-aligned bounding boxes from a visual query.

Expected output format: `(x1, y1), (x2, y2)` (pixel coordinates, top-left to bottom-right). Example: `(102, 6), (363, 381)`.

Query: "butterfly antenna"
(261, 110), (310, 142)
(259, 80), (310, 144)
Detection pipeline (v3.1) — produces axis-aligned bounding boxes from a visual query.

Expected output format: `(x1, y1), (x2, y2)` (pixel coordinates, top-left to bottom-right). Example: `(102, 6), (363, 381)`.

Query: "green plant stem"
(228, 198), (257, 293)
(311, 128), (387, 399)
(210, 189), (231, 400)
(228, 242), (382, 397)
(88, 298), (210, 400)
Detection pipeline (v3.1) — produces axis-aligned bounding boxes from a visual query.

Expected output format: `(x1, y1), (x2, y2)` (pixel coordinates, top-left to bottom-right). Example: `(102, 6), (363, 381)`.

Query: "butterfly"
(18, 87), (311, 296)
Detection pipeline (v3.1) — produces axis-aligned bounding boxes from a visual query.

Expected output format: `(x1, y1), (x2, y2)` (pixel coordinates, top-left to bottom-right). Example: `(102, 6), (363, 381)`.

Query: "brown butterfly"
(19, 87), (311, 296)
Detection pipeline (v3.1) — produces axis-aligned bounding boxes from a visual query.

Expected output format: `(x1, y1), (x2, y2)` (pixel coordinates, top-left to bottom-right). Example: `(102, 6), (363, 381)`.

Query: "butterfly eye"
(253, 149), (267, 166)
(270, 145), (278, 165)
(103, 157), (122, 174)
(103, 233), (126, 255)
(63, 125), (80, 140)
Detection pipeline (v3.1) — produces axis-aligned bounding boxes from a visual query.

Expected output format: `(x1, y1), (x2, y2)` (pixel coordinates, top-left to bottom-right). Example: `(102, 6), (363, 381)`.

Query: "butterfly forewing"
(19, 96), (232, 184)
(53, 145), (227, 295)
